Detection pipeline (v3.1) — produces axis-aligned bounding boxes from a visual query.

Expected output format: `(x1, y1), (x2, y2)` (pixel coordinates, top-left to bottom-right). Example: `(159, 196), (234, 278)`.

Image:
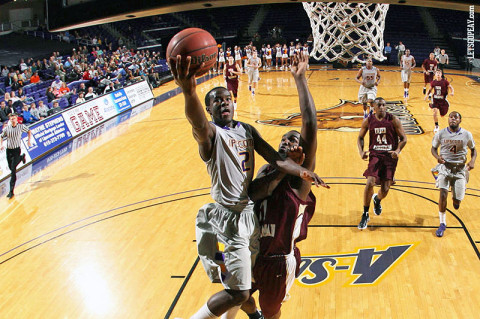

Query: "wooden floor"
(1, 66), (480, 318)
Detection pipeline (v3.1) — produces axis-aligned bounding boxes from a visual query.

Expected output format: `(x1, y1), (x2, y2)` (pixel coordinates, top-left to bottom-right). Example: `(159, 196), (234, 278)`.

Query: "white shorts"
(401, 69), (412, 83)
(358, 85), (377, 103)
(218, 57), (225, 63)
(282, 54), (288, 59)
(434, 163), (469, 200)
(266, 55), (272, 60)
(248, 69), (260, 83)
(196, 202), (259, 290)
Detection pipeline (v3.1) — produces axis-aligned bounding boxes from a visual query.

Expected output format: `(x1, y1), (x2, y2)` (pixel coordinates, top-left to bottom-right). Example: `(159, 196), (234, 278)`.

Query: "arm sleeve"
(432, 132), (440, 148)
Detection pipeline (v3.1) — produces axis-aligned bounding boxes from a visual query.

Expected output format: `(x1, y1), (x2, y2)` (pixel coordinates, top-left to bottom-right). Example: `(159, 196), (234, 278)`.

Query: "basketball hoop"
(303, 2), (389, 63)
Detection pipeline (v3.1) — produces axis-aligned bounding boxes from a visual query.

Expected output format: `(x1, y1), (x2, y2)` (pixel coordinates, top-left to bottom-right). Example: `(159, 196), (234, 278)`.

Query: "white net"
(303, 2), (390, 63)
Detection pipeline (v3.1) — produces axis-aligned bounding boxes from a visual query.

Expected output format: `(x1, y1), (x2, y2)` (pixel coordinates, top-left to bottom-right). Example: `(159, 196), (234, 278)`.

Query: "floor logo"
(257, 99), (423, 135)
(297, 243), (417, 287)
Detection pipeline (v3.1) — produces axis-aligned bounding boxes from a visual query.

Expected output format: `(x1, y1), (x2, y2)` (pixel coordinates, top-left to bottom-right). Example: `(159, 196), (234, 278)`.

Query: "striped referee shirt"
(1, 124), (30, 149)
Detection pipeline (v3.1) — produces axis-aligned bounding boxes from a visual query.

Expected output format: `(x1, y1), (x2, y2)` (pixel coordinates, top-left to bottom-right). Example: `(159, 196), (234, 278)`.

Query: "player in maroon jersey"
(357, 97), (407, 230)
(224, 55), (242, 110)
(422, 52), (438, 95)
(229, 53), (329, 319)
(425, 70), (454, 133)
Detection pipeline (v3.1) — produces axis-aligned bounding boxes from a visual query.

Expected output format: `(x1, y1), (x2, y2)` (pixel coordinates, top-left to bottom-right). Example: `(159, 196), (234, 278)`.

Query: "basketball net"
(303, 2), (389, 63)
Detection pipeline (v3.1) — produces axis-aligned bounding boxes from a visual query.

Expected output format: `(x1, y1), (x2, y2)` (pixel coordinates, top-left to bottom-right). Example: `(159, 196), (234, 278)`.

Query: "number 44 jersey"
(368, 113), (398, 154)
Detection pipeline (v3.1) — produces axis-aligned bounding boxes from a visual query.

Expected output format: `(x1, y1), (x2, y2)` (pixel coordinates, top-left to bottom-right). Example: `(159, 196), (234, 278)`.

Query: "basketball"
(167, 28), (218, 76)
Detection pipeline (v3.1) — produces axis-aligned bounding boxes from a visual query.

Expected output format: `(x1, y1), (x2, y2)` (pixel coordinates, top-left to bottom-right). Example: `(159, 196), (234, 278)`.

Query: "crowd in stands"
(1, 44), (169, 131)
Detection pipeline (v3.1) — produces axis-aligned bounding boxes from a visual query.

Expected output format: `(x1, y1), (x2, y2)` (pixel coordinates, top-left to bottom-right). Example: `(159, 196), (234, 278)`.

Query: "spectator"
(30, 71), (41, 84)
(75, 92), (86, 104)
(384, 42), (392, 65)
(103, 82), (115, 94)
(51, 76), (62, 90)
(11, 76), (23, 91)
(30, 102), (43, 121)
(114, 79), (122, 90)
(57, 82), (72, 98)
(37, 101), (49, 118)
(0, 101), (8, 124)
(84, 87), (97, 100)
(46, 87), (56, 103)
(1, 66), (8, 77)
(19, 59), (28, 72)
(22, 103), (38, 124)
(77, 83), (87, 95)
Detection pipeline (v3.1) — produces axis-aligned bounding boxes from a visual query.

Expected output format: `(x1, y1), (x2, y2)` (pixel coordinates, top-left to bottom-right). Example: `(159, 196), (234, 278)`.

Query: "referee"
(0, 113), (32, 198)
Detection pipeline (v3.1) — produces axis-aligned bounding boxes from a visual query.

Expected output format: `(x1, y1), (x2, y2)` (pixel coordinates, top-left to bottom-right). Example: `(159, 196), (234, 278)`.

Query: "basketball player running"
(422, 52), (438, 95)
(355, 58), (381, 118)
(246, 51), (262, 97)
(224, 56), (242, 111)
(425, 70), (454, 133)
(400, 49), (416, 99)
(239, 53), (329, 319)
(357, 98), (407, 230)
(168, 55), (324, 319)
(431, 111), (476, 237)
(0, 113), (32, 198)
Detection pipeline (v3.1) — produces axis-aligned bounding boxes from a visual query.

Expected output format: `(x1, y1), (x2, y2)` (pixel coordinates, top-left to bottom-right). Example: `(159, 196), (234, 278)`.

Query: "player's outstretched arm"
(389, 116), (407, 159)
(169, 55), (214, 158)
(357, 118), (369, 160)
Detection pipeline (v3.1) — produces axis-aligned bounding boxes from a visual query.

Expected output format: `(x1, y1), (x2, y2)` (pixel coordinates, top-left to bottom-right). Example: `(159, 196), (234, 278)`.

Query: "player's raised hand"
(300, 170), (330, 189)
(290, 53), (308, 78)
(168, 55), (205, 94)
(287, 145), (305, 165)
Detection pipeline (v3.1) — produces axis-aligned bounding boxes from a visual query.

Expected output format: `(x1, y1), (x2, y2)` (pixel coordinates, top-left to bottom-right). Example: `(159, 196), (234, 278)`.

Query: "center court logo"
(297, 243), (417, 286)
(257, 99), (424, 135)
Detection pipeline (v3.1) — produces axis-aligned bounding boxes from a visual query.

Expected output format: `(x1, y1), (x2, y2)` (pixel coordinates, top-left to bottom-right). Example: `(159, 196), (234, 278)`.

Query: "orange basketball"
(167, 28), (218, 76)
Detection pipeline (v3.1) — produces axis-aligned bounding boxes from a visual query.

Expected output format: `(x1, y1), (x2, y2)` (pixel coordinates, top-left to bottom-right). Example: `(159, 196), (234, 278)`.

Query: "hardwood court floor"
(1, 66), (480, 318)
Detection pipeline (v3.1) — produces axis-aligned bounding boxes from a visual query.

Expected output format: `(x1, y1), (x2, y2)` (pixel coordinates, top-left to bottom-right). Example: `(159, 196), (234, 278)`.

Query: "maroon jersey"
(431, 79), (449, 101)
(225, 62), (238, 82)
(255, 175), (316, 257)
(423, 59), (438, 73)
(368, 112), (398, 155)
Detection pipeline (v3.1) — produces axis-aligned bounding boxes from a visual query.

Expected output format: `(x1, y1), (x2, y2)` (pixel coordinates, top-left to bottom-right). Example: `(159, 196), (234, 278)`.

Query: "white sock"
(190, 303), (218, 319)
(439, 211), (446, 225)
(220, 306), (240, 319)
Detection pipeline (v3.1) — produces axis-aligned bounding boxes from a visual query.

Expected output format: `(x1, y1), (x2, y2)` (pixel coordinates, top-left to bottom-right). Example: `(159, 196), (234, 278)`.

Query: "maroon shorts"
(430, 99), (449, 116)
(251, 250), (300, 318)
(363, 154), (398, 185)
(226, 79), (238, 96)
(424, 73), (434, 84)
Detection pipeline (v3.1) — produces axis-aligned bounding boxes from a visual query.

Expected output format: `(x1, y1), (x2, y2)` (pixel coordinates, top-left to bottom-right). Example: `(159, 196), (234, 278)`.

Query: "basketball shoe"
(372, 194), (382, 216)
(358, 213), (370, 230)
(436, 223), (446, 237)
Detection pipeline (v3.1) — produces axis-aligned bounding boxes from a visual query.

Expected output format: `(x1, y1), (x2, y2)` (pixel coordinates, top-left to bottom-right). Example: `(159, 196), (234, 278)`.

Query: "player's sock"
(435, 122), (439, 127)
(221, 306), (240, 319)
(439, 211), (446, 225)
(247, 310), (263, 319)
(191, 303), (218, 319)
(248, 85), (251, 91)
(364, 206), (370, 214)
(423, 87), (426, 95)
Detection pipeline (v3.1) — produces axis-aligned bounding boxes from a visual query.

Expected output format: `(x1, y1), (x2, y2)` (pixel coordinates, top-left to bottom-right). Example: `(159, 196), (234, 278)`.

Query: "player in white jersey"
(400, 49), (416, 99)
(275, 44), (282, 69)
(289, 42), (296, 68)
(234, 46), (242, 69)
(244, 45), (252, 70)
(217, 48), (226, 75)
(431, 111), (477, 237)
(168, 55), (324, 319)
(246, 51), (262, 97)
(302, 43), (310, 70)
(355, 58), (381, 118)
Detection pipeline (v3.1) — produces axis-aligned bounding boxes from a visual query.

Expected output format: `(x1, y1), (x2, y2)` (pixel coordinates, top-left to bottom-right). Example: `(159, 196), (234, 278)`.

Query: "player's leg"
(251, 71), (259, 96)
(432, 107), (439, 133)
(451, 173), (467, 210)
(435, 173), (449, 237)
(372, 179), (394, 216)
(359, 176), (376, 229)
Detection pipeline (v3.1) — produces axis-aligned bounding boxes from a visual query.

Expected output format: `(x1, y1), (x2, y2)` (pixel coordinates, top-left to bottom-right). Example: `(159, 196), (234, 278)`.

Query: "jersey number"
(239, 151), (251, 172)
(377, 134), (388, 144)
(449, 145), (457, 154)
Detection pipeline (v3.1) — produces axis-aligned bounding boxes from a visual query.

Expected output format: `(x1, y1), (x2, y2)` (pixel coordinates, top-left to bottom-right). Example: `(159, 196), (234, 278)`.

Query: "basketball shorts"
(226, 80), (239, 96)
(429, 99), (449, 116)
(358, 85), (377, 103)
(266, 55), (272, 60)
(401, 69), (412, 83)
(282, 54), (288, 59)
(424, 72), (434, 84)
(248, 69), (260, 83)
(218, 57), (225, 63)
(363, 153), (398, 185)
(196, 202), (259, 290)
(252, 251), (298, 318)
(434, 163), (468, 200)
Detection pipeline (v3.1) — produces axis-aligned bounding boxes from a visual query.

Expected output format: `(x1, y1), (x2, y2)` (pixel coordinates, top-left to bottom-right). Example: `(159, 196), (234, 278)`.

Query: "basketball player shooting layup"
(168, 54), (325, 319)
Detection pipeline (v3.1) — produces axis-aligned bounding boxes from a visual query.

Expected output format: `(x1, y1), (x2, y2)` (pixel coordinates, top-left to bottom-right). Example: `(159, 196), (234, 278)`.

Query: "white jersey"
(234, 50), (241, 61)
(302, 46), (309, 55)
(275, 47), (282, 57)
(402, 55), (415, 71)
(432, 127), (475, 164)
(206, 122), (255, 206)
(361, 66), (378, 87)
(289, 46), (295, 56)
(248, 57), (261, 69)
(246, 48), (252, 59)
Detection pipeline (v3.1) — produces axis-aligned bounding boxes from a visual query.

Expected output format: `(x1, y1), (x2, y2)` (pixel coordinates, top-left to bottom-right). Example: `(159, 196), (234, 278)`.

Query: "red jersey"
(225, 62), (238, 82)
(255, 175), (316, 256)
(422, 59), (437, 73)
(431, 79), (449, 101)
(368, 112), (398, 155)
